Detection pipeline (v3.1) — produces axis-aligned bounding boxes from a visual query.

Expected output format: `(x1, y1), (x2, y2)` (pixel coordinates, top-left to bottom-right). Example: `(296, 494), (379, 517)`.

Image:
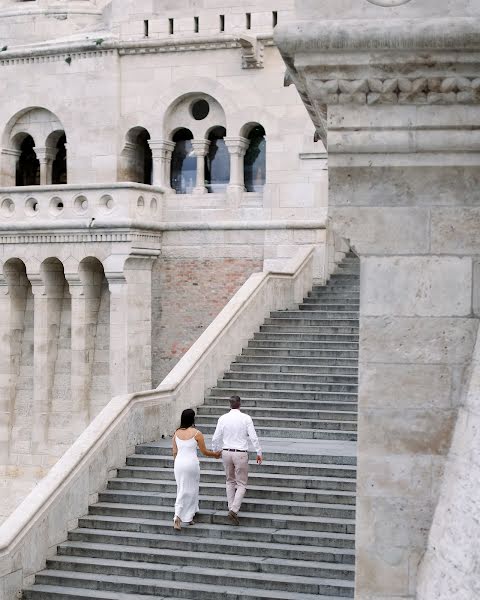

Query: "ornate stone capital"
(148, 139), (176, 159)
(191, 139), (211, 157)
(224, 136), (249, 157)
(33, 146), (57, 164)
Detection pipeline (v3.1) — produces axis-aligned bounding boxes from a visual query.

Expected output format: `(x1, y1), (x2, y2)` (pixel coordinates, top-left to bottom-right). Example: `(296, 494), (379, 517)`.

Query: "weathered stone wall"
(152, 255), (262, 385)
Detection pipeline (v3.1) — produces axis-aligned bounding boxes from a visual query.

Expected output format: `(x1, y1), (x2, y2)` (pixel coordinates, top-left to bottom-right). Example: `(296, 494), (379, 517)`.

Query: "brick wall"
(152, 258), (262, 386)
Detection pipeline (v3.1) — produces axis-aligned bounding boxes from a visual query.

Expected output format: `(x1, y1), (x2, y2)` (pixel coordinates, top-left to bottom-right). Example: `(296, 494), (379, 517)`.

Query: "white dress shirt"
(211, 409), (262, 456)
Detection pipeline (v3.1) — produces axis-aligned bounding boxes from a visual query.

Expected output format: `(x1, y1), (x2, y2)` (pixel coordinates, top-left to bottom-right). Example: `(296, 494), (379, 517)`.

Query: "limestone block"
(358, 363), (465, 409)
(431, 208), (480, 254)
(360, 257), (472, 317)
(330, 207), (430, 255)
(358, 408), (456, 456)
(360, 316), (478, 364)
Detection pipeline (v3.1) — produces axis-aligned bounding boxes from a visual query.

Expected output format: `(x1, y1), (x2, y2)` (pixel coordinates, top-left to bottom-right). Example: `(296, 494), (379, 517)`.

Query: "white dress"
(173, 434), (200, 523)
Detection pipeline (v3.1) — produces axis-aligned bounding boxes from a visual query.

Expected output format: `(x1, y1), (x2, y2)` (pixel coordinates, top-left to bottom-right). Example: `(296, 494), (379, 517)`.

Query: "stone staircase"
(23, 254), (359, 600)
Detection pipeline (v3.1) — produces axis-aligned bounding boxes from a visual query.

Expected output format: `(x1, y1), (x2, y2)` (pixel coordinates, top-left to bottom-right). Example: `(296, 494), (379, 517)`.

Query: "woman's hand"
(213, 450), (222, 459)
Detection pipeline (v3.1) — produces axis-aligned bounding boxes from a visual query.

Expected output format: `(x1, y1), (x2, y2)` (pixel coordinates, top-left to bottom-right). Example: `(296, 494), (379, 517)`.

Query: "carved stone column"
(149, 139), (176, 190)
(276, 12), (480, 600)
(224, 136), (249, 193)
(34, 146), (57, 185)
(0, 275), (11, 461)
(191, 139), (210, 195)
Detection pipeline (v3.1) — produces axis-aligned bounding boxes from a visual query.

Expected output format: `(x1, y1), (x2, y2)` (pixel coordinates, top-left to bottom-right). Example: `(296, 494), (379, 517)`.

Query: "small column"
(119, 141), (137, 182)
(225, 136), (249, 192)
(34, 146), (57, 185)
(0, 148), (21, 186)
(191, 139), (210, 195)
(148, 139), (176, 190)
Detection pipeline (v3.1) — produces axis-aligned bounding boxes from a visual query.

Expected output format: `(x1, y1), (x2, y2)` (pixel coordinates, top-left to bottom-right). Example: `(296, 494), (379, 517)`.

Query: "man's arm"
(211, 416), (223, 451)
(246, 416), (262, 464)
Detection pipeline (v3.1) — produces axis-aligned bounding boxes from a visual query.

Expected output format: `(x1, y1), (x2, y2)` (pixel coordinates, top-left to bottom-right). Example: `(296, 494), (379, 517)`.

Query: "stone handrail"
(0, 245), (315, 599)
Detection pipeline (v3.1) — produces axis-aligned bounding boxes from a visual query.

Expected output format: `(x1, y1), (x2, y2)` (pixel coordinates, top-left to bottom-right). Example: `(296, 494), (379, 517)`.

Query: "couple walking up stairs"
(23, 254), (359, 599)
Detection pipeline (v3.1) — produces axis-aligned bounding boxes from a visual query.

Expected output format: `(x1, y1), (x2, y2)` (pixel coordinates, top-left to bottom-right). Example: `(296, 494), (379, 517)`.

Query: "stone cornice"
(274, 17), (480, 54)
(0, 34), (275, 66)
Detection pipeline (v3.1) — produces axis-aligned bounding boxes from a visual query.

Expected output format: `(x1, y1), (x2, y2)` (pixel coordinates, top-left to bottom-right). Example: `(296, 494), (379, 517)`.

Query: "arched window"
(121, 127), (152, 184)
(171, 129), (196, 194)
(244, 125), (266, 192)
(52, 133), (67, 185)
(16, 135), (40, 186)
(205, 126), (229, 193)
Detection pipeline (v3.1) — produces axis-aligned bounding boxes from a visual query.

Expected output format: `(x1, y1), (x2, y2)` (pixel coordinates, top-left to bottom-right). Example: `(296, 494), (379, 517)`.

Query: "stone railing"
(0, 182), (165, 229)
(0, 245), (315, 600)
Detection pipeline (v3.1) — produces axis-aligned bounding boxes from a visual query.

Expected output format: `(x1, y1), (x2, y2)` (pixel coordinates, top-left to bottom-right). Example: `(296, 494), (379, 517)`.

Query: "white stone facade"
(0, 0), (328, 525)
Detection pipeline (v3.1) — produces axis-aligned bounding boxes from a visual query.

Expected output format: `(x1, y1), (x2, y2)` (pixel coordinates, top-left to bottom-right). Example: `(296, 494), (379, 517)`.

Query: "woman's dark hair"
(179, 408), (195, 429)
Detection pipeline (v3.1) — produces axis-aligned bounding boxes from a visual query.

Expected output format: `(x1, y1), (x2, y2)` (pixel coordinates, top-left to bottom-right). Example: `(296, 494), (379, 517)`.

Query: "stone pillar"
(225, 136), (249, 193)
(191, 139), (210, 195)
(149, 139), (176, 190)
(0, 275), (11, 461)
(106, 256), (156, 396)
(0, 148), (21, 187)
(276, 12), (480, 600)
(34, 146), (57, 185)
(118, 141), (137, 182)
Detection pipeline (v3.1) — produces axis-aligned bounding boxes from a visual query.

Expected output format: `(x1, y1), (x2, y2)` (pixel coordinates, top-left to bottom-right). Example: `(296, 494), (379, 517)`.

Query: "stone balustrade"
(0, 183), (165, 228)
(0, 245), (314, 600)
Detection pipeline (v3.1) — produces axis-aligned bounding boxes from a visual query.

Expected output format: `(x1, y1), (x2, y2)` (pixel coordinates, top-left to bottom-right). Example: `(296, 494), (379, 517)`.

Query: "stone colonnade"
(0, 252), (156, 466)
(148, 136), (250, 193)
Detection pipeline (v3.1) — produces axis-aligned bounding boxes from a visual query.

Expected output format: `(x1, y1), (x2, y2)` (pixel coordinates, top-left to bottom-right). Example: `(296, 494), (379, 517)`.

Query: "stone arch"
(164, 93), (227, 142)
(119, 126), (152, 184)
(2, 107), (66, 186)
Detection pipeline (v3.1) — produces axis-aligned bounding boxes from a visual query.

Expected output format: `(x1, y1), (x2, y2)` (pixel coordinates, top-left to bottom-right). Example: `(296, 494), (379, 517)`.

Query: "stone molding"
(0, 35), (275, 67)
(309, 76), (480, 105)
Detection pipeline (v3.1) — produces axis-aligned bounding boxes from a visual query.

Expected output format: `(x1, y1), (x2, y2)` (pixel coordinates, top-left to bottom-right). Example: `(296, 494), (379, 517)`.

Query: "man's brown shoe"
(228, 510), (239, 526)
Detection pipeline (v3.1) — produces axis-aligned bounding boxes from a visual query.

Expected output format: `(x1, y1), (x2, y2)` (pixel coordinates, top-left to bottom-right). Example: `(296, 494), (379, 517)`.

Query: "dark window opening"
(16, 135), (40, 186)
(246, 13), (251, 30)
(52, 134), (67, 184)
(171, 129), (196, 194)
(272, 11), (278, 27)
(220, 14), (225, 32)
(191, 99), (210, 121)
(244, 125), (266, 192)
(144, 20), (149, 37)
(205, 126), (229, 193)
(194, 16), (199, 33)
(169, 18), (174, 34)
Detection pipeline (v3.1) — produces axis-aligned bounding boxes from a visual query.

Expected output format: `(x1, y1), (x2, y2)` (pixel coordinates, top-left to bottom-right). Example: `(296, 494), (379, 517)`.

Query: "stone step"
(55, 541), (356, 579)
(260, 322), (359, 332)
(234, 355), (358, 366)
(270, 310), (359, 319)
(208, 388), (358, 401)
(197, 400), (357, 420)
(195, 415), (357, 432)
(117, 467), (357, 491)
(97, 490), (356, 519)
(107, 478), (357, 505)
(29, 571), (353, 599)
(38, 558), (355, 596)
(196, 424), (357, 441)
(66, 528), (356, 563)
(214, 379), (358, 392)
(241, 347), (359, 358)
(248, 336), (359, 346)
(78, 515), (356, 549)
(203, 398), (357, 412)
(88, 503), (356, 534)
(230, 362), (358, 373)
(301, 298), (359, 306)
(222, 370), (358, 383)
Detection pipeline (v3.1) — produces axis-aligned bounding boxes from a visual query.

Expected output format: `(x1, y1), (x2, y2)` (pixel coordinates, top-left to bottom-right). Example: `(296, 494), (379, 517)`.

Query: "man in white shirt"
(211, 395), (262, 525)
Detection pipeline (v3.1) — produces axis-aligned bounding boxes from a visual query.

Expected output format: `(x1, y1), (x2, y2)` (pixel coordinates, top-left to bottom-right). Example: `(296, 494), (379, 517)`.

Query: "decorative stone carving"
(236, 35), (264, 69)
(308, 77), (480, 105)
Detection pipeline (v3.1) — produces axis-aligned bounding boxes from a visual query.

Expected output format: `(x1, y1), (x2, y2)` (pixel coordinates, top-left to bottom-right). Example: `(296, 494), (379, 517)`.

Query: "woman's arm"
(172, 434), (178, 459)
(196, 431), (222, 458)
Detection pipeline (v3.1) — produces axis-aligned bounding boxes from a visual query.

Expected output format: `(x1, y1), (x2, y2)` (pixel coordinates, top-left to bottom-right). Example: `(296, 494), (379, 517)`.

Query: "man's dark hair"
(230, 395), (241, 409)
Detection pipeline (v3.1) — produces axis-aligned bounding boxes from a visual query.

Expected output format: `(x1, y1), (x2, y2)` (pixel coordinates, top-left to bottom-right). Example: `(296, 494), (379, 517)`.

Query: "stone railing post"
(191, 139), (210, 195)
(0, 148), (21, 187)
(224, 136), (249, 193)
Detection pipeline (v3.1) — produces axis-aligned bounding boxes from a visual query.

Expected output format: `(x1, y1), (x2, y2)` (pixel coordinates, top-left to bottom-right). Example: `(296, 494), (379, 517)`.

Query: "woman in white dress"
(172, 408), (222, 530)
